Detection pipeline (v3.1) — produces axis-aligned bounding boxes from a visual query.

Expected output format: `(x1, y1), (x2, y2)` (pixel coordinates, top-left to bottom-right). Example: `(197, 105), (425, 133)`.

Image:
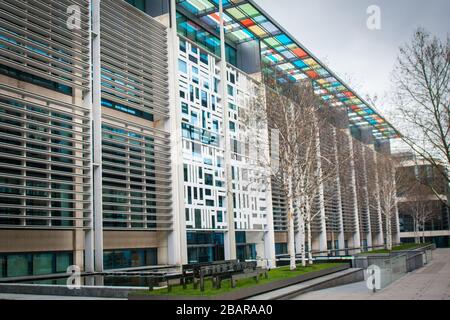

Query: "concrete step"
(247, 268), (364, 300)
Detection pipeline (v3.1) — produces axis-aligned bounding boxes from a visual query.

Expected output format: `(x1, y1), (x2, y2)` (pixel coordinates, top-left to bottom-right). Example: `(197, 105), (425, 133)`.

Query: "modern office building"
(0, 0), (400, 279)
(395, 153), (450, 247)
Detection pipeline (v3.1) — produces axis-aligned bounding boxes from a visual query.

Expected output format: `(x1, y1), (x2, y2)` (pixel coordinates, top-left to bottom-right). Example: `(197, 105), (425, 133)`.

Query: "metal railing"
(353, 243), (436, 292)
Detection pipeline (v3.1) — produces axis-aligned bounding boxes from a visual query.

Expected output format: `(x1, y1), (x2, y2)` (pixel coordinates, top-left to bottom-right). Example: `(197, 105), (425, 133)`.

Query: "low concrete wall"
(0, 284), (148, 299)
(354, 244), (435, 273)
(277, 268), (365, 300)
(406, 253), (424, 272)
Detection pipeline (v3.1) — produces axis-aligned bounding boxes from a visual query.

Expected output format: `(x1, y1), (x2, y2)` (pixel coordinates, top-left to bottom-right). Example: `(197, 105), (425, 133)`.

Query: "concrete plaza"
(293, 248), (450, 300)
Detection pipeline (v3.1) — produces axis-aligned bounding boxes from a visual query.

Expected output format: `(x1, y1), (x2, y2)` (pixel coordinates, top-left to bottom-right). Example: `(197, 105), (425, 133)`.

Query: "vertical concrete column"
(361, 146), (373, 250)
(92, 0), (104, 272)
(264, 177), (276, 268)
(219, 0), (236, 260)
(373, 151), (385, 246)
(315, 124), (328, 254)
(262, 87), (276, 266)
(347, 130), (361, 253)
(332, 128), (346, 255)
(83, 0), (95, 273)
(167, 0), (187, 265)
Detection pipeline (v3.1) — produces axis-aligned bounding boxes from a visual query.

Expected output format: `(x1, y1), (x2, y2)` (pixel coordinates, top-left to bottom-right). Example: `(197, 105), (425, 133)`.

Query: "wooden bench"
(181, 260), (238, 289)
(198, 261), (268, 291)
(148, 272), (185, 292)
(177, 260), (269, 292)
(197, 262), (236, 291)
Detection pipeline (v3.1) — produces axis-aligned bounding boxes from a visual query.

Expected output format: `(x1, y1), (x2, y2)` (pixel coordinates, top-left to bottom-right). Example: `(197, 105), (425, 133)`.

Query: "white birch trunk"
(287, 174), (296, 271)
(299, 212), (306, 267)
(414, 218), (420, 244)
(386, 213), (392, 251)
(307, 221), (313, 265)
(306, 200), (313, 265)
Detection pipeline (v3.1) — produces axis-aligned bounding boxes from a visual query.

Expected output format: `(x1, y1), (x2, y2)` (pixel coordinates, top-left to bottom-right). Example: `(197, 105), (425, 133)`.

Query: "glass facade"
(101, 123), (172, 230)
(0, 92), (90, 228)
(187, 232), (225, 263)
(0, 65), (72, 95)
(0, 252), (73, 279)
(176, 0), (398, 139)
(125, 0), (146, 11)
(275, 243), (288, 255)
(176, 12), (237, 66)
(236, 231), (256, 261)
(103, 248), (158, 270)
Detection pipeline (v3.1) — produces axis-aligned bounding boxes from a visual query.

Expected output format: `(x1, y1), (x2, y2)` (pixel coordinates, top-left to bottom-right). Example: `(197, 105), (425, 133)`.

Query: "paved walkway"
(247, 268), (362, 300)
(292, 248), (450, 300)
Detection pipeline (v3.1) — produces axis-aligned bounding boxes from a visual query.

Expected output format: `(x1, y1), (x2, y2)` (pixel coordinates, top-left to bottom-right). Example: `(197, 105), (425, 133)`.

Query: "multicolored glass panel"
(176, 0), (398, 139)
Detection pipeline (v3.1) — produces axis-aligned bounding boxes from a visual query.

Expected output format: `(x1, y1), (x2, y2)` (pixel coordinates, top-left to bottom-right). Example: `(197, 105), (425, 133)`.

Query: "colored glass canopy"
(176, 0), (399, 139)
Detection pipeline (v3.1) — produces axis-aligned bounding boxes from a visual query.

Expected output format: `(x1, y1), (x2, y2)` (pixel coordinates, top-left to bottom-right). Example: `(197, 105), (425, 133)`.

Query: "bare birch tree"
(391, 28), (449, 207)
(405, 189), (437, 244)
(241, 66), (345, 269)
(240, 81), (301, 271)
(401, 174), (440, 244)
(265, 82), (312, 270)
(376, 154), (410, 250)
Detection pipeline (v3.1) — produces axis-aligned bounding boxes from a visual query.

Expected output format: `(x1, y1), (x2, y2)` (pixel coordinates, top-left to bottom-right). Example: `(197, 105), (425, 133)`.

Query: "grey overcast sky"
(254, 0), (450, 116)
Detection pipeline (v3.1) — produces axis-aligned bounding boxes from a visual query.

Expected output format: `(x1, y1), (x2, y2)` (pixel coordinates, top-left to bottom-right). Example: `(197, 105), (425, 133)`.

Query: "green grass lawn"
(360, 243), (431, 255)
(132, 262), (344, 297)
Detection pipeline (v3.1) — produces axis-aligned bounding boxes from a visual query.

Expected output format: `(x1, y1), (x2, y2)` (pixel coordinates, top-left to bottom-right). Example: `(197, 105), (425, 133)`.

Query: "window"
(33, 253), (53, 275)
(200, 51), (208, 64)
(125, 0), (146, 11)
(189, 55), (198, 64)
(0, 255), (5, 278)
(180, 40), (186, 52)
(103, 248), (158, 270)
(237, 243), (257, 261)
(227, 85), (234, 96)
(187, 186), (192, 204)
(176, 13), (237, 67)
(275, 243), (288, 255)
(191, 112), (198, 126)
(229, 73), (235, 84)
(212, 120), (219, 133)
(226, 45), (237, 66)
(6, 254), (30, 278)
(101, 99), (153, 121)
(192, 142), (201, 157)
(0, 65), (72, 95)
(181, 102), (189, 115)
(195, 209), (202, 229)
(178, 59), (187, 74)
(201, 91), (208, 108)
(184, 164), (188, 182)
(0, 252), (73, 278)
(205, 173), (214, 186)
(186, 232), (225, 263)
(229, 121), (236, 132)
(55, 252), (72, 273)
